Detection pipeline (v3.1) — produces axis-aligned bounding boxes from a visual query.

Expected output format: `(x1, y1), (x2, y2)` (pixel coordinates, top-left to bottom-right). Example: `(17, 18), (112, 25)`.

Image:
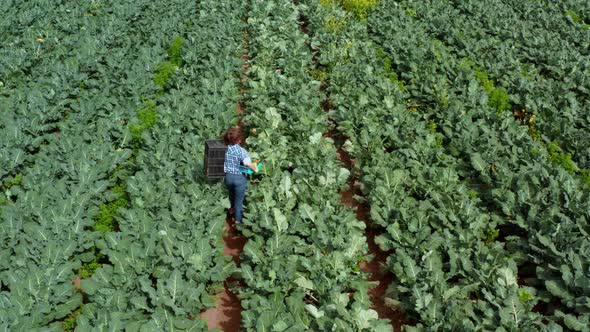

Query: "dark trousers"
(224, 173), (247, 222)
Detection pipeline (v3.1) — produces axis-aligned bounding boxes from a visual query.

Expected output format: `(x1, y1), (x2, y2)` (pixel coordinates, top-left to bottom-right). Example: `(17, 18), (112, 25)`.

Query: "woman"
(223, 127), (257, 224)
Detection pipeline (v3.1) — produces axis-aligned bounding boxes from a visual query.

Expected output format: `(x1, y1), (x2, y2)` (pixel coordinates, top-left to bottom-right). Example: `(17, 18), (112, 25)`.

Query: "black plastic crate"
(204, 140), (227, 178)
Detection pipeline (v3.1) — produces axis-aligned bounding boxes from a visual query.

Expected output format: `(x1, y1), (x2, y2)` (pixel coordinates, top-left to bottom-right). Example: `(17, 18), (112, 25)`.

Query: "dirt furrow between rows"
(199, 219), (246, 331)
(199, 14), (251, 332)
(293, 2), (402, 329)
(336, 136), (402, 331)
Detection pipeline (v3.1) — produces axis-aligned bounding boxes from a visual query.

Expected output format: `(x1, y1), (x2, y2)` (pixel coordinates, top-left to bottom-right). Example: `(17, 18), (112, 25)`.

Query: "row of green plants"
(405, 0), (590, 172)
(236, 0), (392, 330)
(0, 0), (154, 327)
(506, 0), (589, 33)
(0, 0), (161, 191)
(71, 0), (246, 328)
(0, 174), (22, 233)
(0, 0), (220, 329)
(458, 59), (587, 185)
(366, 2), (590, 330)
(75, 36), (184, 294)
(302, 1), (556, 330)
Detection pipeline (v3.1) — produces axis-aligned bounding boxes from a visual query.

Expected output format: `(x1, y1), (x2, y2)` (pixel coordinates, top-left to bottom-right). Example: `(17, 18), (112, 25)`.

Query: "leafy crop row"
(0, 0), (163, 185)
(403, 0), (590, 172)
(0, 0), (171, 328)
(0, 0), (242, 329)
(366, 2), (590, 330)
(301, 1), (555, 330)
(237, 0), (391, 330)
(73, 0), (247, 329)
(300, 0), (590, 330)
(320, 0), (378, 19)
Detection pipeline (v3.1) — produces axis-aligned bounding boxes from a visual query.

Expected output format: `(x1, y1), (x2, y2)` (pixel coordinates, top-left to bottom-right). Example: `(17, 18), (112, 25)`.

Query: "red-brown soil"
(223, 221), (247, 266)
(72, 276), (81, 288)
(200, 283), (242, 332)
(200, 219), (246, 331)
(201, 25), (251, 332)
(339, 149), (404, 331)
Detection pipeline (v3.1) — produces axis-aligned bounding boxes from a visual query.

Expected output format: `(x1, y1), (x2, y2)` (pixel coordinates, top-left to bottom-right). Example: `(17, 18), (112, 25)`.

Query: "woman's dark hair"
(223, 127), (243, 145)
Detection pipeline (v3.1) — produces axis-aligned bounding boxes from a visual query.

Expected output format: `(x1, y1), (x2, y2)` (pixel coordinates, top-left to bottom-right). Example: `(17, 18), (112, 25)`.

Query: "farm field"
(1, 0), (589, 331)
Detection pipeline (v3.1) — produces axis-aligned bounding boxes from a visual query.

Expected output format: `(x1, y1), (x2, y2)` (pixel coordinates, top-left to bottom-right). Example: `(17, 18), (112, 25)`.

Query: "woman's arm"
(241, 146), (257, 172)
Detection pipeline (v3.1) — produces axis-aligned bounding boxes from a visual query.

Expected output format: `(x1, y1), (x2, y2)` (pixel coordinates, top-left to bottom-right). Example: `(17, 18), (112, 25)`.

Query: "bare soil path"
(337, 146), (404, 332)
(200, 220), (246, 331)
(199, 24), (251, 332)
(291, 0), (404, 328)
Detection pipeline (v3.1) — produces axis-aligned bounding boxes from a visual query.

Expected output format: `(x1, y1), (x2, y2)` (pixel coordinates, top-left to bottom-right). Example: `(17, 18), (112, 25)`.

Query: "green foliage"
(0, 196), (5, 217)
(129, 100), (157, 146)
(581, 169), (590, 188)
(319, 0), (336, 8)
(484, 228), (499, 245)
(94, 183), (129, 232)
(129, 123), (143, 144)
(154, 61), (178, 89)
(373, 43), (407, 92)
(153, 37), (184, 89)
(518, 289), (534, 303)
(341, 0), (378, 19)
(1, 173), (23, 216)
(565, 10), (583, 23)
(0, 0), (241, 330)
(79, 250), (106, 279)
(321, 0), (378, 20)
(62, 308), (81, 332)
(546, 141), (577, 174)
(528, 122), (542, 142)
(137, 101), (158, 128)
(309, 69), (330, 82)
(167, 36), (184, 67)
(488, 86), (511, 113)
(317, 1), (590, 329)
(79, 261), (101, 279)
(435, 136), (443, 148)
(324, 14), (347, 32)
(433, 82), (450, 108)
(471, 65), (511, 113)
(404, 7), (417, 18)
(427, 119), (443, 147)
(85, 2), (103, 16)
(2, 173), (23, 189)
(426, 119), (437, 134)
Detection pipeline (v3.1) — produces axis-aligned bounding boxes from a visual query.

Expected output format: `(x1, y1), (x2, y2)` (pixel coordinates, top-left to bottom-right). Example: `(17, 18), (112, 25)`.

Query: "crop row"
(301, 0), (590, 330)
(369, 3), (590, 329)
(1, 0), (176, 328)
(78, 1), (250, 330)
(398, 0), (590, 170)
(0, 0), (168, 185)
(0, 0), (243, 329)
(74, 0), (248, 329)
(237, 0), (392, 330)
(301, 1), (550, 330)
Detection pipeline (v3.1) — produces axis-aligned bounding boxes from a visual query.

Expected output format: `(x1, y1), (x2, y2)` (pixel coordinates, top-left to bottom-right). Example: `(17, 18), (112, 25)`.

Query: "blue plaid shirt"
(224, 144), (252, 174)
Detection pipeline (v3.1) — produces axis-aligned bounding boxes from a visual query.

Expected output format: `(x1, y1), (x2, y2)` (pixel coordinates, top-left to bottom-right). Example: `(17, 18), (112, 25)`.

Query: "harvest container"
(204, 140), (227, 178)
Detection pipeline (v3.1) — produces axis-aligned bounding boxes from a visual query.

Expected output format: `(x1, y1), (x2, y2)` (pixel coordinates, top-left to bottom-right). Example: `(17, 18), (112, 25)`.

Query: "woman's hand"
(245, 161), (258, 172)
